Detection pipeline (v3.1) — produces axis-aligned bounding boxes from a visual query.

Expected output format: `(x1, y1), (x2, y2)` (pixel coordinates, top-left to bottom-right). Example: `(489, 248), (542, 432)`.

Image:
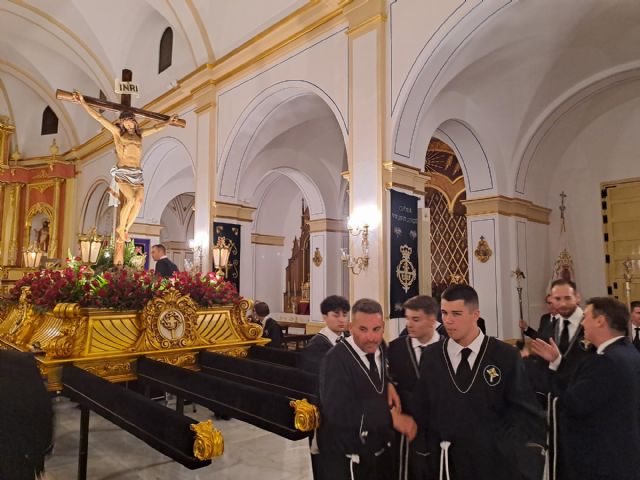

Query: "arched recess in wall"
(224, 87), (348, 314)
(80, 179), (114, 236)
(159, 192), (195, 270)
(140, 136), (195, 224)
(217, 80), (348, 205)
(424, 137), (468, 298)
(391, 0), (511, 168)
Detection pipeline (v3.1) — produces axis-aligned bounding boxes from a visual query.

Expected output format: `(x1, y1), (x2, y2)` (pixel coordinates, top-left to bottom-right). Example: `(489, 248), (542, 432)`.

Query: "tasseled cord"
(439, 441), (452, 480)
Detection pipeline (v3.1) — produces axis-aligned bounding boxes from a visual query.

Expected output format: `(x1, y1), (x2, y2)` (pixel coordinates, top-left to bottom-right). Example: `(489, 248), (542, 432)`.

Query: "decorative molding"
(462, 196), (551, 224)
(383, 161), (431, 195)
(213, 202), (256, 222)
(129, 222), (164, 237)
(251, 233), (285, 246)
(308, 217), (347, 233)
(347, 13), (387, 37)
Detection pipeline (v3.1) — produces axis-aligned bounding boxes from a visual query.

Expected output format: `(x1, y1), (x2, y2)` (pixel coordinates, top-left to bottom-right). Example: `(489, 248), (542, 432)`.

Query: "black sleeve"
(559, 355), (616, 418)
(524, 326), (539, 339)
(155, 259), (169, 277)
(496, 347), (546, 480)
(264, 319), (284, 348)
(318, 348), (362, 454)
(299, 339), (328, 375)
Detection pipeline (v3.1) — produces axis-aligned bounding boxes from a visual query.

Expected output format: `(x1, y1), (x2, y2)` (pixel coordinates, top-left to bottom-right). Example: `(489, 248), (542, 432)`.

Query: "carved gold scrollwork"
(218, 348), (248, 358)
(81, 361), (133, 378)
(289, 398), (320, 432)
(191, 419), (224, 460)
(42, 303), (85, 359)
(235, 298), (262, 340)
(136, 288), (203, 351)
(6, 287), (38, 346)
(150, 353), (197, 368)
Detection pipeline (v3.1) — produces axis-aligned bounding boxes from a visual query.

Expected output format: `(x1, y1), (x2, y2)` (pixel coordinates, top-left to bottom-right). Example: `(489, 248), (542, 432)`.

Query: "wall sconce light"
(212, 236), (232, 277)
(341, 224), (369, 275)
(78, 227), (104, 271)
(23, 243), (43, 269)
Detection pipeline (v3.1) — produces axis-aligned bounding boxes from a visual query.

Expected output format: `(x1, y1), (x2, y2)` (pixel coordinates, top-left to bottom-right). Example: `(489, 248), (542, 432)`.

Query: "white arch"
(139, 136), (195, 222)
(434, 120), (495, 195)
(217, 80), (348, 201)
(392, 0), (512, 161)
(251, 167), (326, 222)
(514, 62), (640, 195)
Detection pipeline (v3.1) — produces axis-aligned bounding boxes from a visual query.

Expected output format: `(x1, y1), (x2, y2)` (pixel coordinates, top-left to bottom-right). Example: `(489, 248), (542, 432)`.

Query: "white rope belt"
(439, 440), (452, 480)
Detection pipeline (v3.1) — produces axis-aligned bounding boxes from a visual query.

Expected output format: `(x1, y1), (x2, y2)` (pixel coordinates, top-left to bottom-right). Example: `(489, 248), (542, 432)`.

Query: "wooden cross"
(56, 69), (186, 127)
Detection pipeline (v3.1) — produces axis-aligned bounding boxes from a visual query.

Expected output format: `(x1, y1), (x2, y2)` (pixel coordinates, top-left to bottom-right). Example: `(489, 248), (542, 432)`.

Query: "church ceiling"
(0, 0), (307, 157)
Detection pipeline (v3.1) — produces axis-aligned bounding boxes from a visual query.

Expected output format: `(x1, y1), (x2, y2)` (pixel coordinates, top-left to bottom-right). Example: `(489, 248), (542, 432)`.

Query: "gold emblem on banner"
(474, 236), (493, 263)
(396, 245), (417, 293)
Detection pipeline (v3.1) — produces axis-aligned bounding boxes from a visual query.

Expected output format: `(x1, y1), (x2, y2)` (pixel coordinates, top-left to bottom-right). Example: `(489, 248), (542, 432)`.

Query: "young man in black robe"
(413, 285), (545, 480)
(254, 301), (284, 348)
(299, 295), (350, 479)
(317, 298), (416, 480)
(388, 295), (443, 480)
(299, 295), (350, 375)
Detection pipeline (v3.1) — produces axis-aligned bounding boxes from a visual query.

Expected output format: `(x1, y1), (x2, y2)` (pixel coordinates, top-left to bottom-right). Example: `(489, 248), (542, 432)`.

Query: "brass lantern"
(78, 227), (104, 265)
(212, 237), (232, 276)
(23, 243), (43, 269)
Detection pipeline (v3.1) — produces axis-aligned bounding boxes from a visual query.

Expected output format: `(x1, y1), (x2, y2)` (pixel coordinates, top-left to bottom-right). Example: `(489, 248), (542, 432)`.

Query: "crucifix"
(559, 191), (567, 233)
(57, 69), (186, 266)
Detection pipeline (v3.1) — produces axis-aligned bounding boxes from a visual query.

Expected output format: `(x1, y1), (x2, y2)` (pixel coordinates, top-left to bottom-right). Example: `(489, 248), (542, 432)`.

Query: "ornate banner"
(213, 222), (240, 290)
(390, 190), (419, 317)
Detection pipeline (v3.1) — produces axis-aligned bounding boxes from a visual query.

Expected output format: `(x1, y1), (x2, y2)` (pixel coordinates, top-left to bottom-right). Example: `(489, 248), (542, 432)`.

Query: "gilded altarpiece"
(0, 149), (74, 267)
(425, 138), (469, 298)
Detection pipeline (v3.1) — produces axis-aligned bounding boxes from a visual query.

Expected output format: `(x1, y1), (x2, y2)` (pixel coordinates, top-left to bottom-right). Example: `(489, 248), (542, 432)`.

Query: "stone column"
(345, 0), (388, 306)
(464, 196), (551, 338)
(193, 88), (217, 271)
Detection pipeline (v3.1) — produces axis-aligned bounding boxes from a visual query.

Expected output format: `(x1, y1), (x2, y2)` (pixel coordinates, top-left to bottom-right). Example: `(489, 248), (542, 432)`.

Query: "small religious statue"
(36, 220), (50, 253)
(71, 91), (181, 263)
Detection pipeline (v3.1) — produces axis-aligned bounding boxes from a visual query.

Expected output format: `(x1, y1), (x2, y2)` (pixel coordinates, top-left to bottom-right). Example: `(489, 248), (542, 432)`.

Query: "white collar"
(560, 306), (583, 326)
(596, 335), (625, 355)
(410, 332), (439, 349)
(346, 335), (380, 361)
(448, 330), (485, 357)
(319, 327), (341, 345)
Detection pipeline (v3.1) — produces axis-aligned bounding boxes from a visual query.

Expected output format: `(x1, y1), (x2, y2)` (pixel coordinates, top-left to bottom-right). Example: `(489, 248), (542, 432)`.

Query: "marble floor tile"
(45, 397), (313, 480)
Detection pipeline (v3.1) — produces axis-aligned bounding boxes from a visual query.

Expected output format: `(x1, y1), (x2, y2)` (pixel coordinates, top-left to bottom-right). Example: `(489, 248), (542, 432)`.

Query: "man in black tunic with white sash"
(318, 298), (416, 480)
(413, 285), (545, 480)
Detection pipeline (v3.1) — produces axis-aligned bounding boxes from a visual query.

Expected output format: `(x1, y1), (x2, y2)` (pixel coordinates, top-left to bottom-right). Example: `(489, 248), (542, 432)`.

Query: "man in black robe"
(151, 244), (179, 277)
(254, 301), (284, 348)
(388, 295), (443, 480)
(299, 295), (350, 479)
(299, 295), (350, 375)
(520, 294), (558, 340)
(529, 279), (593, 480)
(558, 297), (640, 480)
(413, 285), (545, 480)
(317, 298), (416, 480)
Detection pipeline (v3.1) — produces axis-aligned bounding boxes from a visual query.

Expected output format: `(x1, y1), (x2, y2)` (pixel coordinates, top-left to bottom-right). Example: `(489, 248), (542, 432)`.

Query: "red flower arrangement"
(172, 271), (241, 307)
(7, 268), (241, 312)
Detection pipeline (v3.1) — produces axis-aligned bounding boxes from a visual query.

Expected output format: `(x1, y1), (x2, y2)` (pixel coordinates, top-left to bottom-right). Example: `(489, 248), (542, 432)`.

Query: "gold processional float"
(0, 278), (319, 462)
(0, 70), (319, 463)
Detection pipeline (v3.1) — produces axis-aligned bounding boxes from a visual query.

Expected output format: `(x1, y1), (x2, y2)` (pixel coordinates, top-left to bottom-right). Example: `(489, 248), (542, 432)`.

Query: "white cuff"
(548, 354), (562, 371)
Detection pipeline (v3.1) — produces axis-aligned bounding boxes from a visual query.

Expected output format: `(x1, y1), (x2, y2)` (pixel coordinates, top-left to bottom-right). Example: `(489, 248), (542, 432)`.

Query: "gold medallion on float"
(396, 245), (417, 293)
